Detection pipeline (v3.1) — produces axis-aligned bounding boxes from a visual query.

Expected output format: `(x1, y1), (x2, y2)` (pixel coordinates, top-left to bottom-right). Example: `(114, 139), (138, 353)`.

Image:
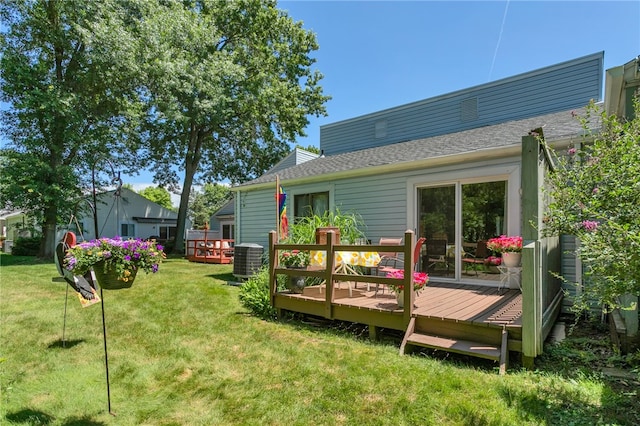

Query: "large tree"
(136, 0), (329, 253)
(0, 0), (141, 257)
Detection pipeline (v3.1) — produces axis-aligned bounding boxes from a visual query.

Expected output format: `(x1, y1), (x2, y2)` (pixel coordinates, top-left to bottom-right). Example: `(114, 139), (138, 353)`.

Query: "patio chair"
(426, 239), (449, 275)
(375, 237), (426, 296)
(462, 240), (489, 276)
(374, 237), (403, 273)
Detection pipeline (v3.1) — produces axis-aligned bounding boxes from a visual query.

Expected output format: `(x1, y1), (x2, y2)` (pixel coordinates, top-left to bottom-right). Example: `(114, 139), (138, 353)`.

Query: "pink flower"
(582, 220), (599, 232)
(568, 147), (577, 155)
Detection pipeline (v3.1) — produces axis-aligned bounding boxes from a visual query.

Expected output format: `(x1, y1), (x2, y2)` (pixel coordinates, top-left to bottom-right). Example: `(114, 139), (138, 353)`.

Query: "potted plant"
(486, 235), (523, 267)
(279, 249), (310, 268)
(385, 270), (429, 307)
(279, 249), (310, 293)
(64, 237), (165, 290)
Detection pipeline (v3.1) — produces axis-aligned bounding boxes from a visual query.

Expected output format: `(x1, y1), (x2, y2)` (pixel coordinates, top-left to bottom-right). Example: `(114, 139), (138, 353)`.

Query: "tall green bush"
(543, 99), (640, 311)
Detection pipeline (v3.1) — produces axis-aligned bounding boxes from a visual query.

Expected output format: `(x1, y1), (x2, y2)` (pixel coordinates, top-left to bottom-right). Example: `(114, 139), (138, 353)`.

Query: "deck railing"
(268, 230), (417, 326)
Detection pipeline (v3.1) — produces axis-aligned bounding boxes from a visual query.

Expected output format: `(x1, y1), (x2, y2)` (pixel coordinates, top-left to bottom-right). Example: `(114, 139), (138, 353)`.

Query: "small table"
(497, 266), (522, 292)
(310, 250), (381, 295)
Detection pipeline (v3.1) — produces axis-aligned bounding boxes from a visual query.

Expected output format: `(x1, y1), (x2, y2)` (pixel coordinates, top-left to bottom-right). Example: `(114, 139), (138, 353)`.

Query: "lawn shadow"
(47, 338), (85, 349)
(206, 272), (240, 284)
(5, 408), (55, 425)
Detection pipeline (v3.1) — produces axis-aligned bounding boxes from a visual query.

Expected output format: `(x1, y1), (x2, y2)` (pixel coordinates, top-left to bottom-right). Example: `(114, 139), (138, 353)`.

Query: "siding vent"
(461, 97), (478, 122)
(375, 119), (387, 139)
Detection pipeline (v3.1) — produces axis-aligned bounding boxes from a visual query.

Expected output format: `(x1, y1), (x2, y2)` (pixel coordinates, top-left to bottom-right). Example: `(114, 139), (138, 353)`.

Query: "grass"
(1, 254), (638, 425)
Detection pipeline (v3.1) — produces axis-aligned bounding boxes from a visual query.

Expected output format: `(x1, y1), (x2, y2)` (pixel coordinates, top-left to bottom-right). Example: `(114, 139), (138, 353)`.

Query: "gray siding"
(236, 157), (519, 249)
(267, 148), (319, 174)
(321, 52), (603, 155)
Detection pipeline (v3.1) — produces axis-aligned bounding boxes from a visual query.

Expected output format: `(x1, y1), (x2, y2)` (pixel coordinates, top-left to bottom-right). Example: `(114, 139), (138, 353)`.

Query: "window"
(120, 223), (136, 238)
(158, 226), (177, 240)
(222, 223), (234, 239)
(294, 192), (329, 219)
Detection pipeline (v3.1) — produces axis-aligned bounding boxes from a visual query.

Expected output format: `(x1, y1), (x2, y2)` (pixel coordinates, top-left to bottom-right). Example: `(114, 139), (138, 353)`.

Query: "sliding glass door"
(418, 179), (507, 282)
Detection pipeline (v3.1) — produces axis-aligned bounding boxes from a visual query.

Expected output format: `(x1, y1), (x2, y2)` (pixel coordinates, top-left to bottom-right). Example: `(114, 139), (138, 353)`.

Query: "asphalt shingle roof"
(237, 105), (599, 189)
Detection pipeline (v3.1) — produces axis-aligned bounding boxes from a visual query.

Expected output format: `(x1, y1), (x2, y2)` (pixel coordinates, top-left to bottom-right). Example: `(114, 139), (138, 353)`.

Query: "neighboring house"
(0, 210), (37, 253)
(58, 187), (189, 244)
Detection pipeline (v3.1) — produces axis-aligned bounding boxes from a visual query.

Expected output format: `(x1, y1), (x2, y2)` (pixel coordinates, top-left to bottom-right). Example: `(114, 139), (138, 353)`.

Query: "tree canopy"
(1, 0), (329, 257)
(0, 0), (142, 257)
(134, 0), (329, 252)
(138, 186), (174, 211)
(189, 183), (231, 229)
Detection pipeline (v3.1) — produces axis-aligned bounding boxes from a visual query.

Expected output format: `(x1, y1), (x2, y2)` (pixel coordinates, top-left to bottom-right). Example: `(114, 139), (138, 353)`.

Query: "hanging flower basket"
(64, 237), (165, 290)
(93, 261), (138, 290)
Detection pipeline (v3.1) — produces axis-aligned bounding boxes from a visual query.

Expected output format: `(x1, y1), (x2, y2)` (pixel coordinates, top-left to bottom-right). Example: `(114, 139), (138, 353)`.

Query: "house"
(0, 210), (37, 253)
(231, 52), (610, 367)
(59, 187), (187, 244)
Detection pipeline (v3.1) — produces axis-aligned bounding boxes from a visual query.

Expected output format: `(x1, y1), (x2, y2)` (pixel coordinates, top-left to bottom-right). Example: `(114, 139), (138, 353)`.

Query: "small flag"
(277, 185), (288, 240)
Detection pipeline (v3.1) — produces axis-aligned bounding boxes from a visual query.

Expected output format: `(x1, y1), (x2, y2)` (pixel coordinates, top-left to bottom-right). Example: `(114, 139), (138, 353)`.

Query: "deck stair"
(400, 317), (509, 374)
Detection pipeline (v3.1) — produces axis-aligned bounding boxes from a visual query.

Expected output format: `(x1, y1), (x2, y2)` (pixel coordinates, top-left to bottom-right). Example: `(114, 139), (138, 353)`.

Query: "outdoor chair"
(375, 237), (426, 296)
(426, 239), (449, 275)
(462, 240), (489, 275)
(374, 237), (403, 276)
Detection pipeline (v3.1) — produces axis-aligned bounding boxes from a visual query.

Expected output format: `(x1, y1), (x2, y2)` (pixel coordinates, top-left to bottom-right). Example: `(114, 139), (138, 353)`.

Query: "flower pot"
(93, 261), (137, 290)
(396, 290), (404, 308)
(287, 276), (306, 293)
(502, 252), (521, 268)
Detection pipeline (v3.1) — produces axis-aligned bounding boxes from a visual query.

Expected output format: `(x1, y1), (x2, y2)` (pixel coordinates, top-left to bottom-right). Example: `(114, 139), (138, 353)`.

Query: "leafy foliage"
(10, 236), (40, 256)
(543, 99), (640, 310)
(0, 0), (143, 257)
(285, 209), (367, 245)
(238, 266), (286, 320)
(138, 186), (174, 211)
(131, 1), (330, 252)
(188, 183), (231, 229)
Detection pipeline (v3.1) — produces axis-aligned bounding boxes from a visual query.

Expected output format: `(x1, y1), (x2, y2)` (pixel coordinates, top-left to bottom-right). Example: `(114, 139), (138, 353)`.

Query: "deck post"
(324, 231), (335, 319)
(268, 231), (277, 308)
(403, 230), (415, 326)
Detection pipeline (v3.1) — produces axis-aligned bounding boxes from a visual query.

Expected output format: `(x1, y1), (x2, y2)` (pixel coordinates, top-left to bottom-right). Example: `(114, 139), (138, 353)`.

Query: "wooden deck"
(269, 231), (528, 372)
(279, 282), (521, 328)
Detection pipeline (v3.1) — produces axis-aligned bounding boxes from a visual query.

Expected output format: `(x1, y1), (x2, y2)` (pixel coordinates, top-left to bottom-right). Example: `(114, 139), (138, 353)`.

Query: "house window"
(120, 223), (136, 238)
(158, 226), (177, 240)
(222, 223), (234, 239)
(294, 192), (329, 219)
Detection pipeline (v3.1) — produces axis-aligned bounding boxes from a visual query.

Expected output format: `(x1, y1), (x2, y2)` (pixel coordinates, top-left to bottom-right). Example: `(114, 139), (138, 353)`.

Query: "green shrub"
(11, 237), (40, 256)
(239, 267), (286, 320)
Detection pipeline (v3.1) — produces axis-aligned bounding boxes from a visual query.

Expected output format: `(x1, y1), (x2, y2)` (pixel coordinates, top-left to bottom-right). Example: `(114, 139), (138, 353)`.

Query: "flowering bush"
(385, 270), (429, 294)
(486, 235), (522, 253)
(65, 237), (165, 282)
(484, 256), (502, 266)
(279, 249), (309, 268)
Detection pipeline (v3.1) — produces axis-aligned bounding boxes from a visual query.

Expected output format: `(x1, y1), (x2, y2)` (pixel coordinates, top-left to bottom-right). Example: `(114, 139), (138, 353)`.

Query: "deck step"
(404, 332), (501, 361)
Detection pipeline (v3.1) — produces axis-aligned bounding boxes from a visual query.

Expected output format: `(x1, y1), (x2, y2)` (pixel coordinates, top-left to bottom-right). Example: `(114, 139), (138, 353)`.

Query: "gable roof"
(265, 147), (320, 175)
(234, 105), (599, 191)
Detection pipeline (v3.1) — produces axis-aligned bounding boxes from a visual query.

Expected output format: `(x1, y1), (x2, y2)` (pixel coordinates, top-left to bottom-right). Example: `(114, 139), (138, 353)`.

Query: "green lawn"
(0, 254), (637, 425)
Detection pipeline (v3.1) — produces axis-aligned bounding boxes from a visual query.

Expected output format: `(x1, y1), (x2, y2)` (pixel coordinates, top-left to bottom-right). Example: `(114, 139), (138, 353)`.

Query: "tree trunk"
(172, 125), (202, 254)
(39, 205), (58, 259)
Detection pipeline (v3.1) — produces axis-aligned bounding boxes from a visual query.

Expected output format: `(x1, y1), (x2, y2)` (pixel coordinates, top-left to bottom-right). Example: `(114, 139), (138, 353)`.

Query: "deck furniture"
(375, 237), (426, 296)
(462, 240), (489, 275)
(187, 238), (234, 264)
(425, 239), (449, 275)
